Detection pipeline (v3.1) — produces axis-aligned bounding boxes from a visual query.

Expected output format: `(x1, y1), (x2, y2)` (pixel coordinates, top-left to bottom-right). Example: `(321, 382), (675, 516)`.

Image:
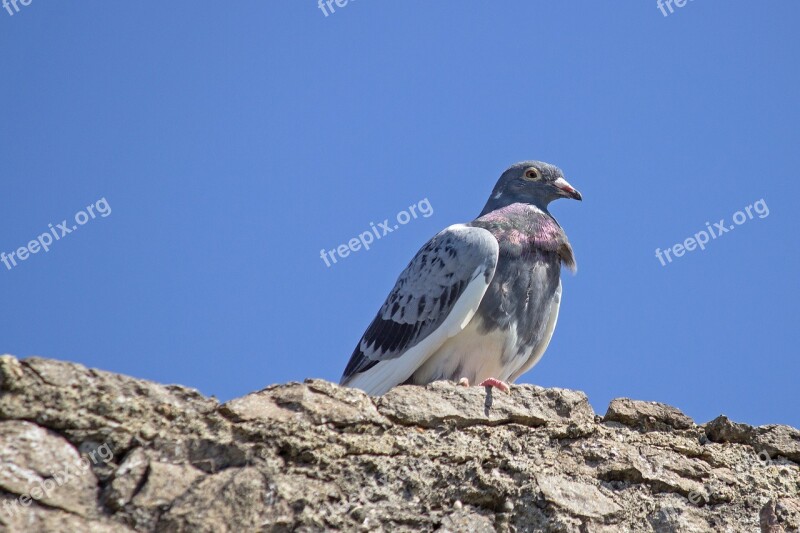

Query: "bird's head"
(480, 161), (582, 216)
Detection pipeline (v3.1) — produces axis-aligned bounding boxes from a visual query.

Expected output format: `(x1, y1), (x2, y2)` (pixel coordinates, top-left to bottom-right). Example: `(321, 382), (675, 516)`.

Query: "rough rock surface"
(0, 354), (798, 533)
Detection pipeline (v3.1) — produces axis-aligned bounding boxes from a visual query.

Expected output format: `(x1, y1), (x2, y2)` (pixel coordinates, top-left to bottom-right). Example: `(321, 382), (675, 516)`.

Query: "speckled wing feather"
(340, 224), (499, 395)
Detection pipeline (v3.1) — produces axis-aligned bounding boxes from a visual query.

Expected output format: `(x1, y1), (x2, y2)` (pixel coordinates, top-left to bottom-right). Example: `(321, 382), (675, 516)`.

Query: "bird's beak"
(553, 177), (582, 201)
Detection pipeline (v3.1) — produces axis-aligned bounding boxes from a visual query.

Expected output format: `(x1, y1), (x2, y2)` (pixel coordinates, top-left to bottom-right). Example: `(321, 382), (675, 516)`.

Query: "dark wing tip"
(341, 346), (377, 383)
(341, 314), (422, 383)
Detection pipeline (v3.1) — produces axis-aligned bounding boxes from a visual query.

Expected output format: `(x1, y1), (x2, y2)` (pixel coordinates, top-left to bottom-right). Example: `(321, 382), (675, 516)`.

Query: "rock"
(0, 421), (98, 517)
(774, 498), (800, 532)
(439, 509), (496, 533)
(536, 475), (622, 519)
(761, 500), (785, 533)
(220, 379), (389, 427)
(0, 354), (798, 532)
(604, 398), (695, 431)
(376, 381), (594, 428)
(706, 416), (800, 464)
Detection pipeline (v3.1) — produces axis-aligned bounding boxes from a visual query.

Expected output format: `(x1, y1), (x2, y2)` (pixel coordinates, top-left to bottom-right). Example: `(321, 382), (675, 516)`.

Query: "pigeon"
(340, 161), (581, 396)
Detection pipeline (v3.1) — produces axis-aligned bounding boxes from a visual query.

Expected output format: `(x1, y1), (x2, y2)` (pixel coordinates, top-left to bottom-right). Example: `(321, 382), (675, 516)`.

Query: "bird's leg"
(478, 378), (510, 393)
(457, 377), (470, 387)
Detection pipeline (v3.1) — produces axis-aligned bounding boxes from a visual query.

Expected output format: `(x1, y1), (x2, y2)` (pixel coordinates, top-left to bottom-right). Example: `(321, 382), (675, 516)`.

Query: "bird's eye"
(524, 168), (541, 180)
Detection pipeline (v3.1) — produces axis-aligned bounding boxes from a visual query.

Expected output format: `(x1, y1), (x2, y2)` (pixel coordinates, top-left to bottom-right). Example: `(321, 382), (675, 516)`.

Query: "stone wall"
(0, 355), (798, 532)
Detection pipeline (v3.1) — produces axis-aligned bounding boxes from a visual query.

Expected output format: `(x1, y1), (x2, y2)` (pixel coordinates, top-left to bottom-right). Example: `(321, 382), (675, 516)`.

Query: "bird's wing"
(340, 224), (499, 395)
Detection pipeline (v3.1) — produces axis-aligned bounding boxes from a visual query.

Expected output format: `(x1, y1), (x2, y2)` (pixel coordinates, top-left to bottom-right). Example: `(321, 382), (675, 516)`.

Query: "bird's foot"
(457, 377), (470, 387)
(478, 378), (510, 393)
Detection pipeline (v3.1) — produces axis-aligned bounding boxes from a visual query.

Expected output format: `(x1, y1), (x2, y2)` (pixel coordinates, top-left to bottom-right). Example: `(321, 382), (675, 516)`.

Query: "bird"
(340, 161), (581, 396)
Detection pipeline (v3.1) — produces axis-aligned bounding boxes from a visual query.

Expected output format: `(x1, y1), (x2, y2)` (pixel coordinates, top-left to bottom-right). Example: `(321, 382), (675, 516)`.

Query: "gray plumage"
(341, 161), (581, 395)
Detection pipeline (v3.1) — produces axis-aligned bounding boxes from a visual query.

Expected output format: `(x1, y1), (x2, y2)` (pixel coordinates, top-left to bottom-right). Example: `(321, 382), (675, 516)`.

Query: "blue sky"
(1, 2), (798, 428)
